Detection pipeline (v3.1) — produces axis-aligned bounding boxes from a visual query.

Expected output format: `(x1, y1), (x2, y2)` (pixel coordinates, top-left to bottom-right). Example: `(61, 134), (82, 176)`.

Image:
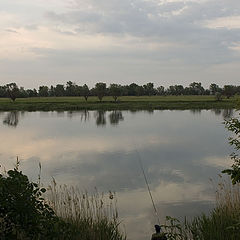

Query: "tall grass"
(46, 180), (126, 240)
(184, 178), (240, 240)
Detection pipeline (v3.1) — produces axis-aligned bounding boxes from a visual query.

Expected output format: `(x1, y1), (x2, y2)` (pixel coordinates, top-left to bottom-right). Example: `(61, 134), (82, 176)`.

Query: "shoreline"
(0, 96), (239, 111)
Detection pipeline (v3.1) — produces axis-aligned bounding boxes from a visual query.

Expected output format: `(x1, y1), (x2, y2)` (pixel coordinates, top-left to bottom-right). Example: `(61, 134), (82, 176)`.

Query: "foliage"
(38, 86), (49, 97)
(224, 85), (236, 99)
(161, 216), (184, 240)
(82, 84), (90, 101)
(222, 115), (240, 184)
(1, 82), (240, 99)
(94, 82), (107, 102)
(6, 83), (19, 102)
(210, 83), (221, 95)
(0, 163), (125, 240)
(0, 162), (73, 239)
(109, 84), (122, 101)
(215, 92), (223, 101)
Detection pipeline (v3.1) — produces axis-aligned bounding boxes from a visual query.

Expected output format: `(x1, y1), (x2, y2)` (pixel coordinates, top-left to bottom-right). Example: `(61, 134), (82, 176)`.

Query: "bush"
(0, 165), (76, 239)
(0, 163), (125, 240)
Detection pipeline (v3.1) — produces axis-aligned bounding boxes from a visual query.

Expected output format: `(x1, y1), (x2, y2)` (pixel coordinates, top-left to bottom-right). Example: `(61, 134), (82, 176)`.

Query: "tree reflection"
(222, 109), (233, 119)
(211, 109), (221, 116)
(109, 111), (124, 126)
(190, 109), (202, 114)
(3, 111), (19, 127)
(67, 110), (90, 122)
(211, 109), (234, 119)
(94, 110), (106, 126)
(80, 110), (90, 122)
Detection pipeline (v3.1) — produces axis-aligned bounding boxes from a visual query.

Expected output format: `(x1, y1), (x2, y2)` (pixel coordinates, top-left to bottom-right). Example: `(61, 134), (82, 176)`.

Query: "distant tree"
(66, 81), (77, 96)
(143, 82), (155, 96)
(49, 85), (55, 97)
(0, 86), (7, 97)
(95, 82), (106, 102)
(6, 83), (19, 101)
(204, 89), (210, 95)
(135, 86), (144, 96)
(38, 86), (49, 97)
(189, 82), (205, 95)
(109, 84), (122, 102)
(167, 85), (184, 95)
(18, 87), (28, 98)
(157, 86), (165, 95)
(81, 84), (90, 101)
(236, 86), (240, 95)
(127, 83), (139, 96)
(209, 83), (221, 95)
(223, 85), (235, 99)
(55, 84), (65, 97)
(26, 89), (37, 98)
(215, 92), (223, 101)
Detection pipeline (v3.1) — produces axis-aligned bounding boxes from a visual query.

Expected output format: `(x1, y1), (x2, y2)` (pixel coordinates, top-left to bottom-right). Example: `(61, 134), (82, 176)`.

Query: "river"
(0, 109), (234, 240)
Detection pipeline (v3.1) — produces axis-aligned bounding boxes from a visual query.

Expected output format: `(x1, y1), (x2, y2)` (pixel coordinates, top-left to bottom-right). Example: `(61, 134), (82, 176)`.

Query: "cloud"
(204, 16), (240, 29)
(0, 0), (240, 87)
(41, 0), (240, 66)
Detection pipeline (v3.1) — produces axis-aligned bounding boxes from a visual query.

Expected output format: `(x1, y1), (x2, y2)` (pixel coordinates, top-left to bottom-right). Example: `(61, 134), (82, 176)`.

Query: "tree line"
(1, 82), (240, 102)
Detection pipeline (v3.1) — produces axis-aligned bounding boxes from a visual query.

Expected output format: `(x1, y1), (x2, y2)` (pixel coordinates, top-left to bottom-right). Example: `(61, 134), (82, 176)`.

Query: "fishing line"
(135, 148), (161, 226)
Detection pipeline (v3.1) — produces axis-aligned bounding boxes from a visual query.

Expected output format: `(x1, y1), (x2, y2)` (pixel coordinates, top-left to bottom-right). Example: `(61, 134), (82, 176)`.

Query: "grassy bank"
(0, 95), (239, 111)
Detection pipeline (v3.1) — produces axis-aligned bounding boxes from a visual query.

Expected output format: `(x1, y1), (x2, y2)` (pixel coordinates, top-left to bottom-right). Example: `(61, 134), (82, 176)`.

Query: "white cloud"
(204, 16), (240, 29)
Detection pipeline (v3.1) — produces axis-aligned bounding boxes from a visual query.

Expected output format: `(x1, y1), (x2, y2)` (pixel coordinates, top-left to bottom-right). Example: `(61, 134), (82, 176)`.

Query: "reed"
(46, 180), (126, 240)
(184, 178), (240, 240)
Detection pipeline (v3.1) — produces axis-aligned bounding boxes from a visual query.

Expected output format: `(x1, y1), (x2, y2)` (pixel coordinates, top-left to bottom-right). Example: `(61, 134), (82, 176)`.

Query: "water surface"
(0, 109), (234, 240)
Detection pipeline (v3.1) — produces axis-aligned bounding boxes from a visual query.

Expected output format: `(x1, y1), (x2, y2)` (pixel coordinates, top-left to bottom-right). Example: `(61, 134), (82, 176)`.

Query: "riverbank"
(0, 96), (239, 111)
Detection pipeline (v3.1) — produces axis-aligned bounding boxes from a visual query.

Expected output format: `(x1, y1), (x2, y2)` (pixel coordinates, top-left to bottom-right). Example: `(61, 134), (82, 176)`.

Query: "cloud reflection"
(0, 109), (234, 240)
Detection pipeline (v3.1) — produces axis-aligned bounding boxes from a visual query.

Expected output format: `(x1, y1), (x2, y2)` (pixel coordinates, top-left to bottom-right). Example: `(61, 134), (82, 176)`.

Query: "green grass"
(183, 178), (240, 240)
(159, 178), (240, 240)
(0, 95), (239, 111)
(47, 181), (126, 240)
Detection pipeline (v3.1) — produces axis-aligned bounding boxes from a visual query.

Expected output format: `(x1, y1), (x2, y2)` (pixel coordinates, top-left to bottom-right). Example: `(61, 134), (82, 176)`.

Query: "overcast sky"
(0, 0), (240, 88)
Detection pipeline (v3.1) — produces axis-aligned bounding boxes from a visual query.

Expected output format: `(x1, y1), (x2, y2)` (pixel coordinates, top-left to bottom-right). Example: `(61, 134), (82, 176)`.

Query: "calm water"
(0, 109), (234, 240)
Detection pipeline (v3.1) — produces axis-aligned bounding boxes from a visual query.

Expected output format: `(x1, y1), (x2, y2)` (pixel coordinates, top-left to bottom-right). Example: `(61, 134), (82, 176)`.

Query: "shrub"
(0, 163), (125, 240)
(0, 164), (76, 239)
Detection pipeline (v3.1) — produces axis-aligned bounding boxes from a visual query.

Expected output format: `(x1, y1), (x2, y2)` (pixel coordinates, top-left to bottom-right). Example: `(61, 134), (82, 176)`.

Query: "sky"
(0, 0), (240, 88)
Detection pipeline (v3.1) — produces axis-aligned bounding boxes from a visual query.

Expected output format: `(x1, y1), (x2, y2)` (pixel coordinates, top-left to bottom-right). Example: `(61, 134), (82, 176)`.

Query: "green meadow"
(0, 95), (239, 111)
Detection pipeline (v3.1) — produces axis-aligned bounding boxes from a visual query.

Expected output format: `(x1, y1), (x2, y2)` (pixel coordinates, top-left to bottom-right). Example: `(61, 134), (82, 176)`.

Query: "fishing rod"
(135, 149), (161, 226)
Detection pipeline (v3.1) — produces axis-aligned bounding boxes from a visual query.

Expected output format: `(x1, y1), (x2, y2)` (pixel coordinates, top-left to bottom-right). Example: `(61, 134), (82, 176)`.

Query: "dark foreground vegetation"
(0, 161), (125, 240)
(159, 179), (240, 240)
(1, 164), (239, 240)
